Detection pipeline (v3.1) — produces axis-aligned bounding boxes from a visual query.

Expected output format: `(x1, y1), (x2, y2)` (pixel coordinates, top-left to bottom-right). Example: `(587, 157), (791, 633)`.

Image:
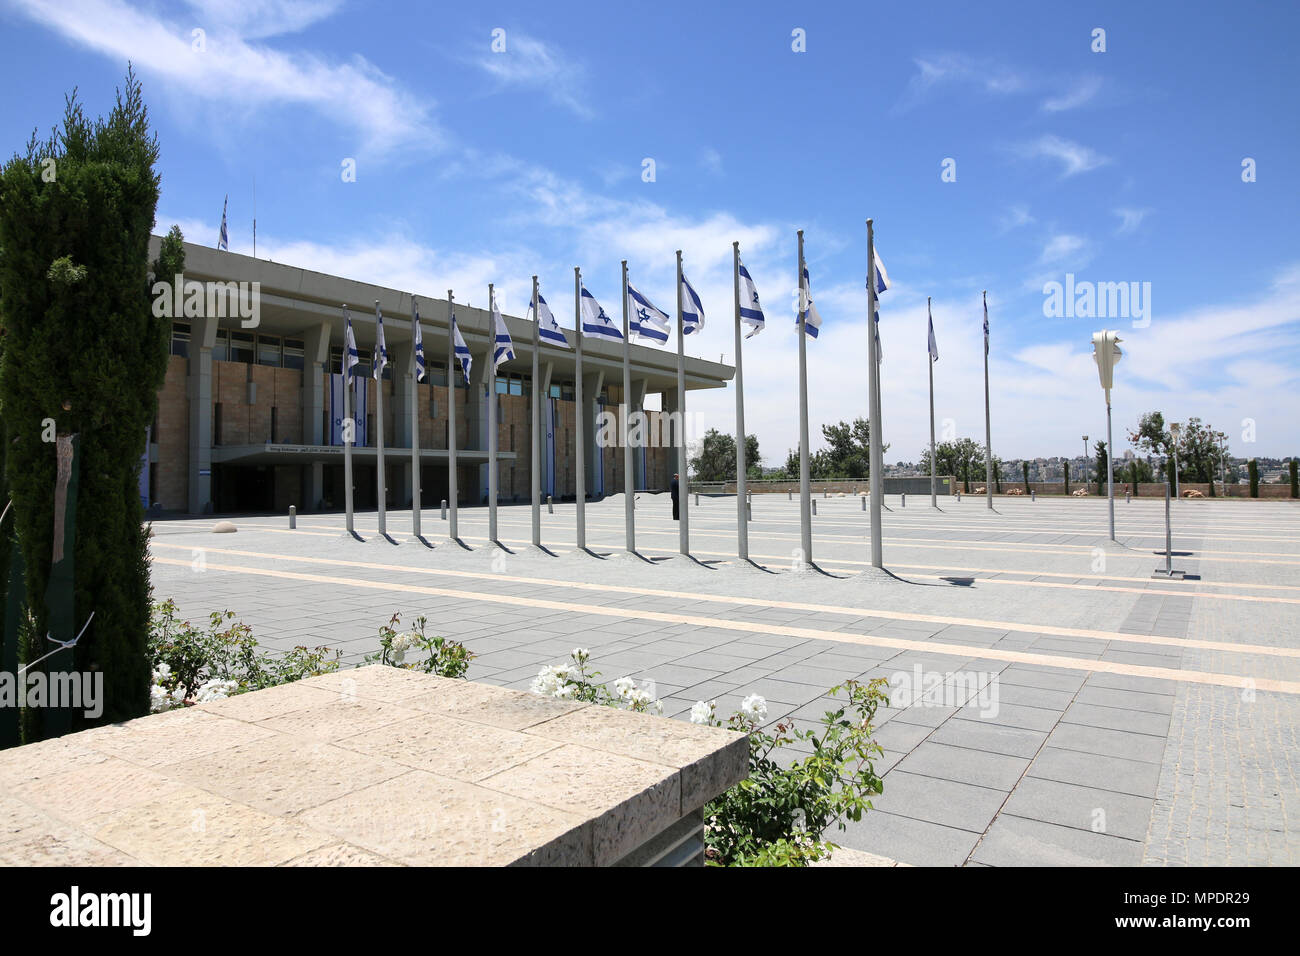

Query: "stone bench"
(0, 665), (749, 866)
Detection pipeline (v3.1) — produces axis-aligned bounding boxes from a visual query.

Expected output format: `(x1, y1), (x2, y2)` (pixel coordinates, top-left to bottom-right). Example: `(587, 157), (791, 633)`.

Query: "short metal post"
(1126, 491), (1131, 504)
(788, 490), (792, 501)
(746, 501), (752, 521)
(548, 495), (554, 514)
(1030, 490), (1036, 502)
(956, 491), (962, 502)
(812, 499), (817, 515)
(441, 499), (447, 520)
(694, 493), (699, 507)
(862, 496), (867, 511)
(901, 493), (906, 508)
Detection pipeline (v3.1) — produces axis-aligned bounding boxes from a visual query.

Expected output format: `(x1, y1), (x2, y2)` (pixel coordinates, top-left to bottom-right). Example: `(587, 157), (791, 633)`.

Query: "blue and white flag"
(373, 301), (388, 379)
(627, 281), (669, 344)
(927, 301), (939, 363)
(218, 195), (229, 251)
(738, 259), (765, 338)
(451, 305), (473, 384)
(491, 288), (515, 371)
(343, 306), (360, 385)
(412, 299), (426, 382)
(580, 285), (623, 342)
(869, 247), (890, 362)
(983, 292), (990, 356)
(798, 266), (823, 339)
(680, 272), (705, 334)
(528, 289), (570, 348)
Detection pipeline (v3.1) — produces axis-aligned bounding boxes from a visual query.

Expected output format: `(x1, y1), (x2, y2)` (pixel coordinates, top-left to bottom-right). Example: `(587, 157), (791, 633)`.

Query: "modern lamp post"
(1169, 421), (1182, 500)
(1091, 330), (1122, 541)
(1082, 434), (1089, 489)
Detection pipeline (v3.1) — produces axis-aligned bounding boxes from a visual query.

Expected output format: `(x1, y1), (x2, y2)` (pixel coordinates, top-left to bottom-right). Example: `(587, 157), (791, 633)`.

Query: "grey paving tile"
(836, 810), (982, 867)
(972, 814), (1144, 866)
(895, 742), (1031, 791)
(868, 771), (1008, 833)
(1001, 777), (1153, 841)
(928, 719), (1049, 759)
(1061, 702), (1171, 737)
(1027, 747), (1163, 798)
(1044, 723), (1167, 764)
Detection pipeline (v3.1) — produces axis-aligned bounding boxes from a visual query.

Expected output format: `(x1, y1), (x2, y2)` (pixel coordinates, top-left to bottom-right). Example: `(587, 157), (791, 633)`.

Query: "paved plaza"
(148, 492), (1300, 866)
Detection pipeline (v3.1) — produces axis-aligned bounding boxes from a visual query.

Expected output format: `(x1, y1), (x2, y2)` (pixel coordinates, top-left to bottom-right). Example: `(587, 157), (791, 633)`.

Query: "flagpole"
(733, 241), (748, 564)
(676, 250), (689, 556)
(487, 283), (499, 544)
(531, 276), (542, 548)
(983, 290), (993, 510)
(797, 230), (812, 567)
(574, 268), (586, 552)
(411, 299), (422, 539)
(374, 300), (387, 537)
(867, 220), (883, 569)
(622, 259), (635, 554)
(928, 296), (937, 509)
(447, 290), (458, 541)
(343, 305), (355, 535)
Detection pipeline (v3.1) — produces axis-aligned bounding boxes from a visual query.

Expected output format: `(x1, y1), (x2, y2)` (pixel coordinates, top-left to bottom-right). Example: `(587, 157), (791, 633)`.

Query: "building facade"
(148, 238), (733, 515)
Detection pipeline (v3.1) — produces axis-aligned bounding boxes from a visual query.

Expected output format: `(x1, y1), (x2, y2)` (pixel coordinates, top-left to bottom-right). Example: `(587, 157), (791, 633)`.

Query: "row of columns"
(183, 315), (655, 514)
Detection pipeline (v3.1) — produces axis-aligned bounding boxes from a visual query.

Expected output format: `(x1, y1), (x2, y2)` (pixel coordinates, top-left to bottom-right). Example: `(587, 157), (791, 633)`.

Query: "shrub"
(530, 649), (889, 866)
(365, 612), (473, 678)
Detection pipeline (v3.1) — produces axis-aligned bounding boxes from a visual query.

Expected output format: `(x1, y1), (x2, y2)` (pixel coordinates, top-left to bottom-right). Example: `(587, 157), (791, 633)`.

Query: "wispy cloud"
(1042, 75), (1102, 112)
(8, 0), (439, 155)
(1038, 233), (1089, 265)
(472, 32), (592, 118)
(998, 204), (1035, 233)
(1114, 207), (1152, 235)
(895, 53), (1027, 111)
(1013, 134), (1110, 178)
(701, 147), (723, 175)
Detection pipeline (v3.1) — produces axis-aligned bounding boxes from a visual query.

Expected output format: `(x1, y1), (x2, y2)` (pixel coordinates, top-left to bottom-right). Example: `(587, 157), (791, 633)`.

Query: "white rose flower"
(689, 700), (715, 725)
(740, 693), (768, 723)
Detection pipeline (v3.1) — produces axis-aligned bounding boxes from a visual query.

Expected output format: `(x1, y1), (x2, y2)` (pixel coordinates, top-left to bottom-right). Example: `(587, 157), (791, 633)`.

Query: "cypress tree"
(0, 67), (169, 731)
(1290, 460), (1297, 499)
(1022, 460), (1030, 493)
(1248, 459), (1259, 498)
(1063, 461), (1069, 495)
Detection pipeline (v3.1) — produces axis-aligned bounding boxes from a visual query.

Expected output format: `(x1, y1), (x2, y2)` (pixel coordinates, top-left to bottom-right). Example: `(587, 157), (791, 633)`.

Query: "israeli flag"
(580, 285), (623, 341)
(873, 248), (891, 294)
(528, 290), (570, 348)
(627, 281), (669, 344)
(798, 266), (823, 339)
(451, 306), (473, 385)
(373, 301), (388, 379)
(928, 302), (939, 363)
(680, 272), (705, 334)
(491, 289), (516, 371)
(869, 247), (890, 362)
(218, 195), (229, 252)
(738, 259), (765, 338)
(343, 306), (360, 385)
(412, 299), (426, 382)
(983, 293), (990, 356)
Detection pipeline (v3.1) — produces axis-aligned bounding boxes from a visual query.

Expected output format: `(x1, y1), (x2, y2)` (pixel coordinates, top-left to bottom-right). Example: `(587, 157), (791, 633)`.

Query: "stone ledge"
(0, 666), (749, 866)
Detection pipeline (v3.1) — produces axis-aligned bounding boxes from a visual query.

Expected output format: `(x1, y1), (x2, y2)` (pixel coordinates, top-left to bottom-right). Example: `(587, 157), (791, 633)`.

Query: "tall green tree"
(919, 438), (982, 491)
(1094, 440), (1109, 495)
(0, 68), (172, 731)
(689, 429), (760, 482)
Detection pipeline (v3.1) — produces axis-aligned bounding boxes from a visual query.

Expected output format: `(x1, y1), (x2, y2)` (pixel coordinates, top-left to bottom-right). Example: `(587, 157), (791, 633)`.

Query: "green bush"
(365, 612), (473, 678)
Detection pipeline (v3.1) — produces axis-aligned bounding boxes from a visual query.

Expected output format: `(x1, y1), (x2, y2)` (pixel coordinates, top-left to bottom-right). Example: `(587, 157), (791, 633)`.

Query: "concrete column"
(631, 376), (649, 489)
(302, 322), (330, 510)
(187, 314), (218, 514)
(582, 370), (606, 497)
(661, 387), (680, 494)
(391, 342), (414, 507)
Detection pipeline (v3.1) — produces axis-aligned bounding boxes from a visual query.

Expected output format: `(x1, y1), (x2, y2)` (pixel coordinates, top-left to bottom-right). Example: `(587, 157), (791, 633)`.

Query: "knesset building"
(149, 237), (733, 515)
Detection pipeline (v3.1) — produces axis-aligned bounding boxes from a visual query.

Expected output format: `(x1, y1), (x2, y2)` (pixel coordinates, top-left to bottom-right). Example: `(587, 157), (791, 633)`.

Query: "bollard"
(1126, 491), (1131, 504)
(1031, 490), (1036, 502)
(862, 496), (867, 511)
(823, 490), (828, 498)
(441, 499), (447, 520)
(548, 495), (554, 514)
(812, 499), (817, 515)
(695, 493), (699, 507)
(956, 491), (962, 502)
(788, 490), (792, 501)
(746, 501), (752, 522)
(288, 505), (296, 529)
(901, 494), (906, 508)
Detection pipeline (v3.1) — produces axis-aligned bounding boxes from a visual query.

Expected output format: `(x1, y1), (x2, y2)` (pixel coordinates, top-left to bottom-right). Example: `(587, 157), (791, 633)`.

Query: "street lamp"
(1082, 435), (1089, 489)
(1169, 422), (1182, 500)
(1091, 330), (1122, 541)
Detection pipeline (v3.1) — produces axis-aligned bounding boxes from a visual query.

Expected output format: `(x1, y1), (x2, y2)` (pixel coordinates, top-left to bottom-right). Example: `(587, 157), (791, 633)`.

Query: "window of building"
(509, 374), (523, 396)
(561, 381), (574, 402)
(230, 332), (255, 364)
(283, 338), (305, 371)
(170, 322), (190, 358)
(429, 359), (447, 388)
(213, 329), (230, 362)
(257, 334), (282, 367)
(495, 376), (508, 395)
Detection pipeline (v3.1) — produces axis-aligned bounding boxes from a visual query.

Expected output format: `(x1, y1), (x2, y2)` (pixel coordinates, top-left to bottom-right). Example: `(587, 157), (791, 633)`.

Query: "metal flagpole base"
(1151, 568), (1186, 580)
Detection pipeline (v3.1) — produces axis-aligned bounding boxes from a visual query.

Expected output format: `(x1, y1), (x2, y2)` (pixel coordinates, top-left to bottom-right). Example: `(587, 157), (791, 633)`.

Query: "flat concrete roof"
(153, 237), (735, 395)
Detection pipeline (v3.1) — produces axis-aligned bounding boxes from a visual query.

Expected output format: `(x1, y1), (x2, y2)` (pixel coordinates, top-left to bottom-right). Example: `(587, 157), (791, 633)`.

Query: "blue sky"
(2, 0), (1297, 461)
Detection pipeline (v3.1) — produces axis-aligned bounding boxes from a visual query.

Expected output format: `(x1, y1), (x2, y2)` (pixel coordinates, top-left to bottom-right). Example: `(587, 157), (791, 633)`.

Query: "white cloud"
(998, 204), (1035, 233)
(1114, 207), (1152, 235)
(9, 0), (438, 155)
(1013, 134), (1110, 178)
(1038, 234), (1090, 265)
(473, 32), (592, 118)
(1042, 76), (1102, 112)
(895, 54), (1027, 111)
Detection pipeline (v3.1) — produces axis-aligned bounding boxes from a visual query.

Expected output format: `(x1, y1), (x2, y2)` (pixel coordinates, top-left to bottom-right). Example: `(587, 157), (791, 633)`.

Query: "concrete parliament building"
(149, 237), (734, 515)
